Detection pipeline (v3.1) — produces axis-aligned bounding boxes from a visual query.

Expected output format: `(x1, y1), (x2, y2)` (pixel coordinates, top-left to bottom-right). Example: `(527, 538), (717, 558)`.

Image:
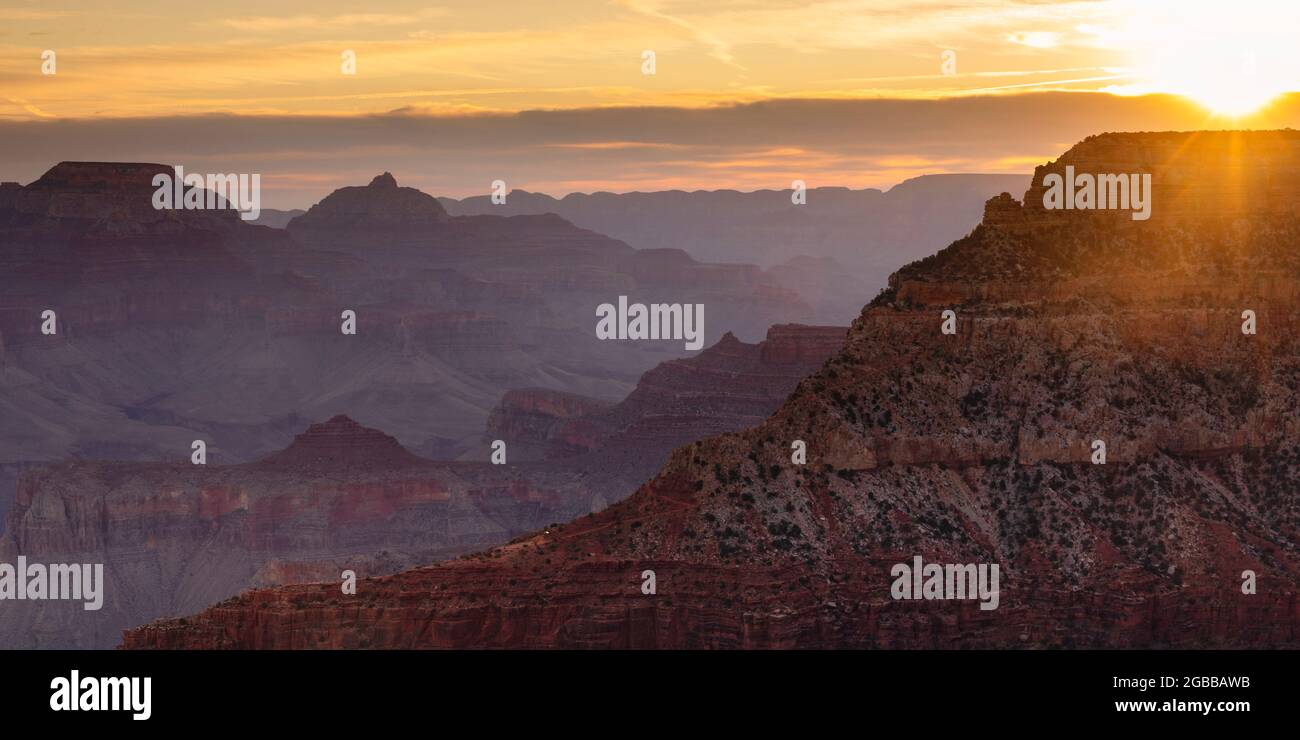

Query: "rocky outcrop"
(485, 324), (846, 463)
(0, 161), (297, 345)
(484, 389), (616, 460)
(759, 324), (848, 365)
(126, 131), (1300, 649)
(257, 415), (428, 470)
(2, 161), (238, 233)
(286, 172), (448, 244)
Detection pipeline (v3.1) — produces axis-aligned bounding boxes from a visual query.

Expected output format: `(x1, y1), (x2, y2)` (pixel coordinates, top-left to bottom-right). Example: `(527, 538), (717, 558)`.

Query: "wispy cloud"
(4, 96), (54, 118)
(546, 140), (693, 150)
(1007, 31), (1061, 49)
(620, 0), (744, 70)
(0, 8), (71, 21)
(221, 9), (447, 33)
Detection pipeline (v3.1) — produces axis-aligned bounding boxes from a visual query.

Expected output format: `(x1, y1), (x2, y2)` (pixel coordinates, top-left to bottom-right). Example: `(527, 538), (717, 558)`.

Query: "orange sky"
(3, 1), (1300, 202)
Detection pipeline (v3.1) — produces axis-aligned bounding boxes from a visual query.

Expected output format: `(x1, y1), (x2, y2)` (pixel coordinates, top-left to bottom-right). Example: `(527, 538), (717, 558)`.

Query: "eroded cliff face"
(0, 162), (290, 343)
(485, 390), (616, 461)
(122, 131), (1300, 650)
(486, 325), (846, 462)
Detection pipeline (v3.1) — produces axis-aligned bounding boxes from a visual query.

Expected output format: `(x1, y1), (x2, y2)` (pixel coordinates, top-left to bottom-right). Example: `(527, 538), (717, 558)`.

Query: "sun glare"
(1111, 0), (1300, 117)
(1156, 54), (1286, 117)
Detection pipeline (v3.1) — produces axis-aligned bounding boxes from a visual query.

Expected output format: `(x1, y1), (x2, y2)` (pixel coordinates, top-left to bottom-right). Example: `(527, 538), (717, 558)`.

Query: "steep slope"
(125, 131), (1300, 649)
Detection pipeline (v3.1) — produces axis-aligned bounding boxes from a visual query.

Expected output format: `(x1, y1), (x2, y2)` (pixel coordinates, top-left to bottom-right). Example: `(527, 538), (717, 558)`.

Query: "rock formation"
(0, 163), (815, 487)
(125, 131), (1300, 649)
(286, 172), (448, 244)
(0, 415), (583, 648)
(1, 324), (844, 648)
(484, 324), (845, 467)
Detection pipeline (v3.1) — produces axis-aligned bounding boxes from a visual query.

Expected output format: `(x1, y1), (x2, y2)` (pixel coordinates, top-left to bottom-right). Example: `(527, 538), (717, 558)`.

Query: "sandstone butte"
(124, 131), (1300, 649)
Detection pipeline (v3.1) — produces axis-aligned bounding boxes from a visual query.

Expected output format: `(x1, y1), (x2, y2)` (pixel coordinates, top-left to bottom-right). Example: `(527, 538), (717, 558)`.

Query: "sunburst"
(1105, 0), (1297, 117)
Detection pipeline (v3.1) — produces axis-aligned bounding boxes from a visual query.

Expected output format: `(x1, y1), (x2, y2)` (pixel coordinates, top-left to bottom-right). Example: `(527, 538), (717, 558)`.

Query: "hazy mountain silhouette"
(439, 174), (1029, 322)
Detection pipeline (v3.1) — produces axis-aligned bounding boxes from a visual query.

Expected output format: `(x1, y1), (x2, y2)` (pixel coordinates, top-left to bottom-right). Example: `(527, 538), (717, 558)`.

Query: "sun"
(1186, 90), (1281, 119)
(1139, 24), (1290, 117)
(1154, 53), (1286, 117)
(1107, 0), (1299, 117)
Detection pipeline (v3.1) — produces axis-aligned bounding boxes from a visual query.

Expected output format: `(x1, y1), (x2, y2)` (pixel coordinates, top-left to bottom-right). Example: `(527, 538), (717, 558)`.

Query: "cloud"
(0, 8), (71, 21)
(620, 0), (744, 70)
(4, 96), (54, 118)
(546, 141), (693, 150)
(5, 91), (1298, 206)
(2, 0), (1258, 120)
(221, 9), (448, 33)
(1007, 31), (1062, 48)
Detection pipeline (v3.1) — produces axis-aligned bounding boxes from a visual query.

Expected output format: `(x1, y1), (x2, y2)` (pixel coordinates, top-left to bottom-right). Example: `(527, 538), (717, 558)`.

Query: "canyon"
(439, 174), (1032, 323)
(125, 131), (1300, 649)
(1, 160), (865, 647)
(0, 163), (821, 518)
(0, 324), (842, 647)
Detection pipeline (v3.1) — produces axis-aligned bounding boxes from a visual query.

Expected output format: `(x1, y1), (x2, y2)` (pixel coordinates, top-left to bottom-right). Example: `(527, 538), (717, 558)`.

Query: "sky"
(3, 0), (1300, 206)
